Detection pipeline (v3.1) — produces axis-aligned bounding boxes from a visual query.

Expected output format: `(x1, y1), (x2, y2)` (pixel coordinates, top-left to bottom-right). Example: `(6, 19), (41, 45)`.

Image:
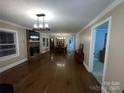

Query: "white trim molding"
(0, 28), (20, 61)
(0, 58), (27, 73)
(89, 16), (112, 93)
(79, 0), (124, 33)
(89, 16), (112, 72)
(102, 86), (108, 93)
(83, 62), (90, 72)
(0, 19), (29, 29)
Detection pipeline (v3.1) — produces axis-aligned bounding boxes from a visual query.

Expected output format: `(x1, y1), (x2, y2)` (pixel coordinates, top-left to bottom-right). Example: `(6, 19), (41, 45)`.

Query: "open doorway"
(89, 17), (112, 84)
(92, 22), (108, 84)
(50, 38), (54, 52)
(67, 36), (74, 51)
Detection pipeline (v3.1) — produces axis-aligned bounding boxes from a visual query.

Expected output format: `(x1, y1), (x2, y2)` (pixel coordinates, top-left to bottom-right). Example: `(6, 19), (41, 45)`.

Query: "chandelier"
(33, 13), (50, 31)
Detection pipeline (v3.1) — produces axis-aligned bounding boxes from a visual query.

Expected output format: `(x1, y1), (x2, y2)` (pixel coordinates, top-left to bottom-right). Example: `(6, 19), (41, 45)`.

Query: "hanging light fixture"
(33, 13), (50, 31)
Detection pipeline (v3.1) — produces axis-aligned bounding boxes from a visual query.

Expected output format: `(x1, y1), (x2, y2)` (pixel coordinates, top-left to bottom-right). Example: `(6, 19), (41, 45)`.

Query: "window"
(0, 28), (19, 61)
(43, 38), (45, 47)
(46, 38), (48, 47)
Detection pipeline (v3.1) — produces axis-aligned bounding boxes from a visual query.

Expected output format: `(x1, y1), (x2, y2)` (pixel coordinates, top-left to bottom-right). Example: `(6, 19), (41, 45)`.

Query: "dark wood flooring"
(0, 52), (101, 93)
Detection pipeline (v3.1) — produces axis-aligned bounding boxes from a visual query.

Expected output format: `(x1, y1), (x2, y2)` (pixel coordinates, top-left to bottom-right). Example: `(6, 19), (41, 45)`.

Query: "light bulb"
(33, 24), (37, 28)
(39, 24), (43, 28)
(45, 24), (49, 28)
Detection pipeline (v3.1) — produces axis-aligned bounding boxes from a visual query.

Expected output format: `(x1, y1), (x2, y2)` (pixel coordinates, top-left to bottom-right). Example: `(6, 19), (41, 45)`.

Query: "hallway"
(0, 52), (101, 93)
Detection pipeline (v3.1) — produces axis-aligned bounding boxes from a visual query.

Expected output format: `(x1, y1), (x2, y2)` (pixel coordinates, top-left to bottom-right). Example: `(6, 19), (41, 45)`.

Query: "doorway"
(89, 17), (112, 84)
(67, 36), (74, 51)
(50, 38), (54, 52)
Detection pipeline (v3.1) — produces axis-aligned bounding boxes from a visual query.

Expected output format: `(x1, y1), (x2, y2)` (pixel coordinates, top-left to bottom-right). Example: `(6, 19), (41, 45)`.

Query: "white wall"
(40, 32), (50, 53)
(0, 21), (27, 71)
(78, 2), (124, 93)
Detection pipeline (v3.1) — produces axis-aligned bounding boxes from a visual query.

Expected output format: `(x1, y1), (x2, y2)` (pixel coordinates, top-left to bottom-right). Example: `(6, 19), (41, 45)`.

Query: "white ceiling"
(0, 0), (115, 33)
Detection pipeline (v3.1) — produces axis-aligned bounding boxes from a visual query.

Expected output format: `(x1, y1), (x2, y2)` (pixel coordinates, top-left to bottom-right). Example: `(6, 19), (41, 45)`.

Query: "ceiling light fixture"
(33, 13), (50, 31)
(27, 9), (54, 20)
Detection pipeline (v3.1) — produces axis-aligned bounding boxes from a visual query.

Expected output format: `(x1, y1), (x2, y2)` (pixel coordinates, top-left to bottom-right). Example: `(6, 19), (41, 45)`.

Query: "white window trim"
(0, 28), (19, 61)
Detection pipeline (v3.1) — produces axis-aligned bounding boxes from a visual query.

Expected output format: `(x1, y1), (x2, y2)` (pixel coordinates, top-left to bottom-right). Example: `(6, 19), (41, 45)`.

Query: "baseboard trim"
(102, 86), (108, 93)
(83, 62), (90, 72)
(0, 58), (27, 73)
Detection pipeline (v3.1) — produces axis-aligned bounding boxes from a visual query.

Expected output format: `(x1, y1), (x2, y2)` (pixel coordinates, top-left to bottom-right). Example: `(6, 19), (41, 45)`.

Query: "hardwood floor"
(0, 52), (101, 93)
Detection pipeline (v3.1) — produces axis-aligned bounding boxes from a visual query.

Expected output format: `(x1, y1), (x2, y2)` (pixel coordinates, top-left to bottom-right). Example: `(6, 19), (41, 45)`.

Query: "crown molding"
(78, 0), (124, 33)
(0, 19), (29, 29)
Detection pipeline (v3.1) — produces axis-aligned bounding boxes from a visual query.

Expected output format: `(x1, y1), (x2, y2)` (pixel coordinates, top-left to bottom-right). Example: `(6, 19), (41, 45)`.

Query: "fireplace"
(30, 46), (40, 56)
(26, 30), (40, 59)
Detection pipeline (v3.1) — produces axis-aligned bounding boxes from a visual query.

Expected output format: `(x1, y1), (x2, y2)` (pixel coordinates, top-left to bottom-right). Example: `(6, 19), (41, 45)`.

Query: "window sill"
(0, 54), (19, 61)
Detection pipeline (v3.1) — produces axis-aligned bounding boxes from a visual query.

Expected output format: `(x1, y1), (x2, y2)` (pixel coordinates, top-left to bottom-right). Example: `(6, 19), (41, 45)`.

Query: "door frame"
(89, 16), (112, 84)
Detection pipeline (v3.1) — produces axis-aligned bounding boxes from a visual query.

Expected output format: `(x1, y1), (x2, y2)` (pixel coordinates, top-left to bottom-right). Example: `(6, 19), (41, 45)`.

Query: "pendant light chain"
(43, 15), (45, 30)
(37, 15), (39, 29)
